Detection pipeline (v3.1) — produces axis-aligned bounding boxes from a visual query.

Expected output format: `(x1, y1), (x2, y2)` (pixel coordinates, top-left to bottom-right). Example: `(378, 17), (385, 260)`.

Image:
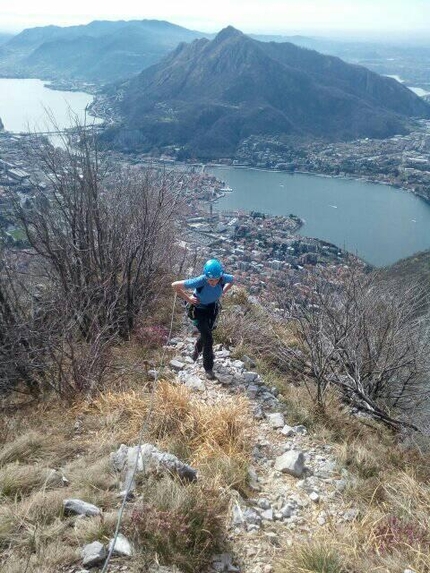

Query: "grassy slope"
(0, 334), (253, 573)
(382, 249), (430, 287)
(0, 290), (429, 573)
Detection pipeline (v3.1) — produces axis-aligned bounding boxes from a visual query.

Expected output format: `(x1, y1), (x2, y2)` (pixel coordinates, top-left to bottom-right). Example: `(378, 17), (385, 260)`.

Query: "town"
(0, 127), (358, 295)
(89, 92), (430, 203)
(233, 119), (430, 203)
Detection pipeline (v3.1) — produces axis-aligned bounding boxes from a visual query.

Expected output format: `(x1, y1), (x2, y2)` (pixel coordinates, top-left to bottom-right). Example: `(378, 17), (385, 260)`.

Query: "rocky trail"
(164, 337), (356, 573)
(71, 333), (361, 573)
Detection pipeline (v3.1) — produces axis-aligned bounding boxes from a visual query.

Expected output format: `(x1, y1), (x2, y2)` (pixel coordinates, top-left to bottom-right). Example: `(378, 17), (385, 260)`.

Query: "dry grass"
(84, 381), (253, 479)
(0, 464), (64, 499)
(17, 489), (66, 526)
(126, 476), (228, 573)
(0, 542), (79, 573)
(0, 431), (49, 467)
(63, 381), (253, 570)
(65, 510), (119, 546)
(0, 497), (69, 553)
(269, 365), (430, 573)
(64, 456), (117, 494)
(0, 370), (254, 573)
(276, 514), (430, 573)
(0, 427), (83, 467)
(276, 538), (349, 573)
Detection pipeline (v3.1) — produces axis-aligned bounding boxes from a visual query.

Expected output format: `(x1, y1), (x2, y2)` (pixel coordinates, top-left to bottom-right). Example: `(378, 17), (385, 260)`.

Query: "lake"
(0, 78), (428, 266)
(209, 166), (430, 267)
(0, 78), (101, 133)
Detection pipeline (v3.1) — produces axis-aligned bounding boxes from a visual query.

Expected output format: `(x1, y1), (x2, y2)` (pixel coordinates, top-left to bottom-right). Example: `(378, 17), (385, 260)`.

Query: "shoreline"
(207, 162), (421, 201)
(2, 76), (427, 203)
(0, 74), (98, 96)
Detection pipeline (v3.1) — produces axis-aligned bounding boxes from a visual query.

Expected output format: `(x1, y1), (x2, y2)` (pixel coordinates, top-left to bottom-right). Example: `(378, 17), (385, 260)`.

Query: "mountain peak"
(213, 26), (244, 43)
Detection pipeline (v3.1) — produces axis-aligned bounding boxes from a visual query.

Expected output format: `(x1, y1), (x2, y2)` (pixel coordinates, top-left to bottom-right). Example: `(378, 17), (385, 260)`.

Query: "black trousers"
(193, 303), (218, 371)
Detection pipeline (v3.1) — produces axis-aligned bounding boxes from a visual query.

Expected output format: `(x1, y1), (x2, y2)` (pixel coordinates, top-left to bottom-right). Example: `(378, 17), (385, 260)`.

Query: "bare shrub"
(11, 130), (185, 340)
(274, 266), (430, 430)
(3, 124), (187, 396)
(215, 288), (299, 372)
(0, 249), (48, 396)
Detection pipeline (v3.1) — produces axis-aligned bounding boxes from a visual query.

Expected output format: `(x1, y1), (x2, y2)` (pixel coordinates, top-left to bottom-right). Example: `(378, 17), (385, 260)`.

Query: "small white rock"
(108, 533), (133, 557)
(281, 425), (295, 436)
(266, 413), (285, 429)
(169, 359), (185, 371)
(81, 541), (106, 567)
(274, 450), (305, 478)
(261, 508), (274, 521)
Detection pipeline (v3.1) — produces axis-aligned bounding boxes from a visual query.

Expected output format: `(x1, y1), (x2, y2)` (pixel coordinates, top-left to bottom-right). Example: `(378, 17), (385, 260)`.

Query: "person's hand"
(189, 295), (199, 305)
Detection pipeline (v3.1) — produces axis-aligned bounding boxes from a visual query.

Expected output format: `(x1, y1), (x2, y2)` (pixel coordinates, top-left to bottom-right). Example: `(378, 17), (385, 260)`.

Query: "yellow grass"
(0, 431), (48, 467)
(83, 381), (253, 470)
(0, 464), (64, 499)
(267, 362), (430, 573)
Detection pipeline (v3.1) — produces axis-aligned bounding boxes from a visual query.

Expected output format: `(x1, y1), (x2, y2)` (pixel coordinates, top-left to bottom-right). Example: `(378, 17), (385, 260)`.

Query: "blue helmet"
(203, 259), (224, 279)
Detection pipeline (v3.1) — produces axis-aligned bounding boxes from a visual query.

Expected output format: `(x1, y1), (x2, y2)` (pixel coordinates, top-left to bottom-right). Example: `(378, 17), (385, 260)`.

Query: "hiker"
(172, 259), (234, 380)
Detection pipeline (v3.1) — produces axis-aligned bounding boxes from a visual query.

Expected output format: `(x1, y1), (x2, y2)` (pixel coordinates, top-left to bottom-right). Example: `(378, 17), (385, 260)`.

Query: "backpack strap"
(196, 276), (225, 294)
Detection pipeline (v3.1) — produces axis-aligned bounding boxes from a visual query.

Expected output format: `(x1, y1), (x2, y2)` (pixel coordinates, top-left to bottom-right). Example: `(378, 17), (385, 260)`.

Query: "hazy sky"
(0, 0), (429, 37)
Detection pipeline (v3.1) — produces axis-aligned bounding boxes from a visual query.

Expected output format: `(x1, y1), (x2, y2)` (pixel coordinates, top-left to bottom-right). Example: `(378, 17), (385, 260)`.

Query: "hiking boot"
(205, 370), (217, 381)
(191, 346), (200, 362)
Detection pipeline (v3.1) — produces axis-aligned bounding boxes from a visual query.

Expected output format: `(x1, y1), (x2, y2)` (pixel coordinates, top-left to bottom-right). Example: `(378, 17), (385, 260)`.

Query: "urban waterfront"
(1, 78), (429, 267)
(209, 166), (430, 267)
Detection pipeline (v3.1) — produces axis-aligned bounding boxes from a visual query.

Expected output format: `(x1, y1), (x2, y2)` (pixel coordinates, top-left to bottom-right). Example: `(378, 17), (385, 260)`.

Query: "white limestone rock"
(110, 443), (197, 492)
(274, 450), (305, 478)
(266, 413), (285, 429)
(281, 425), (296, 436)
(261, 508), (274, 521)
(169, 359), (185, 371)
(212, 553), (240, 572)
(63, 499), (101, 517)
(108, 533), (133, 557)
(81, 541), (106, 567)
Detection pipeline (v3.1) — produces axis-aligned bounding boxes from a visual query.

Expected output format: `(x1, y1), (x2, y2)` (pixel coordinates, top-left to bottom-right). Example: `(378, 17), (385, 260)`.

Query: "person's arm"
(171, 280), (199, 305)
(222, 275), (234, 296)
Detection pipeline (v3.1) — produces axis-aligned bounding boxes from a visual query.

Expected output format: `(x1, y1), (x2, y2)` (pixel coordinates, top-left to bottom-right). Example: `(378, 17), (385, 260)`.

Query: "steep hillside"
(382, 249), (430, 289)
(0, 20), (206, 82)
(0, 33), (12, 45)
(1, 292), (429, 573)
(102, 27), (430, 158)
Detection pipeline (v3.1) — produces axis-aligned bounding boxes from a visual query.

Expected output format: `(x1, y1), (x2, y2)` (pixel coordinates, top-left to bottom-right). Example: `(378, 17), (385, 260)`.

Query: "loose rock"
(108, 533), (133, 557)
(81, 541), (106, 567)
(63, 499), (101, 517)
(274, 450), (305, 478)
(266, 413), (285, 429)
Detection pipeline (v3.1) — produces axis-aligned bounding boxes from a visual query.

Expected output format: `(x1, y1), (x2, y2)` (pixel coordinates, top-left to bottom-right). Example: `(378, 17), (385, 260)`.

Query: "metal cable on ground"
(100, 291), (178, 573)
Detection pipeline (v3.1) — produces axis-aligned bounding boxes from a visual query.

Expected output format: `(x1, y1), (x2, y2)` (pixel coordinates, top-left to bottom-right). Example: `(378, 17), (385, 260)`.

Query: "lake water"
(0, 78), (101, 133)
(0, 78), (428, 266)
(210, 166), (430, 267)
(385, 74), (430, 97)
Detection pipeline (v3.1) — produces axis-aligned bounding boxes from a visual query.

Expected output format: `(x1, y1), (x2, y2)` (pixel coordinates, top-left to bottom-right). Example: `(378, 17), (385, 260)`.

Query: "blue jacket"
(184, 274), (234, 307)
